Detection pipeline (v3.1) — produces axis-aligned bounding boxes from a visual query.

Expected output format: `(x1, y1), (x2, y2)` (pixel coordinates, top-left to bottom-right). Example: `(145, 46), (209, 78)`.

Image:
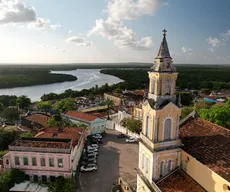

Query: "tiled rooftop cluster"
(25, 113), (50, 127)
(36, 127), (84, 147)
(180, 117), (230, 182)
(11, 138), (71, 149)
(157, 169), (206, 192)
(65, 111), (98, 122)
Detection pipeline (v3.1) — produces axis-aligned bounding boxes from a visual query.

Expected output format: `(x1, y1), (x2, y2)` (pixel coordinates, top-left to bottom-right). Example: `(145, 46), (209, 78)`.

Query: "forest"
(0, 65), (78, 88)
(100, 64), (230, 90)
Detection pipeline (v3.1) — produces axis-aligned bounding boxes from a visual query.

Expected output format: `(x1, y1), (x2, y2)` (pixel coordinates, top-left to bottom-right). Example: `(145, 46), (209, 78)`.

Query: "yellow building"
(136, 30), (230, 192)
(104, 93), (123, 106)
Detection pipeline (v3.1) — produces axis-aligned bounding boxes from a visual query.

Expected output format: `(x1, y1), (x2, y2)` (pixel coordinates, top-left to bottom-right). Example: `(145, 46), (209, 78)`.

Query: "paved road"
(77, 130), (139, 192)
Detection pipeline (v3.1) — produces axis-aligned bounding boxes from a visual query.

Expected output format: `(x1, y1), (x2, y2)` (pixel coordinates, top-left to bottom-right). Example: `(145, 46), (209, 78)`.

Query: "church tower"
(136, 30), (182, 192)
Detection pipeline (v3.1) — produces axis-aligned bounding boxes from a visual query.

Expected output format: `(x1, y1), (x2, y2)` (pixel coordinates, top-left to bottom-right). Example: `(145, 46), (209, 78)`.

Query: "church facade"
(136, 30), (230, 192)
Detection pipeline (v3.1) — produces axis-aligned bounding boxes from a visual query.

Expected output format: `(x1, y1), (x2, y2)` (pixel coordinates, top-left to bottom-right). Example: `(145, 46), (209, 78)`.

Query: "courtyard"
(77, 130), (139, 192)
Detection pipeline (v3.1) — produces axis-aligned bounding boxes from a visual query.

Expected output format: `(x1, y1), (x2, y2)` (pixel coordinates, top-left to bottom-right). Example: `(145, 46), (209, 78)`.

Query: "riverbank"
(0, 65), (79, 89)
(0, 69), (123, 101)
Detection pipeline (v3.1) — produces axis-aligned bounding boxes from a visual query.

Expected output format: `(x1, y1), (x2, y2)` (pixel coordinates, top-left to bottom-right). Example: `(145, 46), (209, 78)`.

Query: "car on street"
(92, 134), (102, 139)
(80, 164), (97, 172)
(87, 145), (98, 150)
(126, 137), (138, 143)
(91, 139), (103, 144)
(87, 152), (98, 158)
(117, 133), (127, 138)
(87, 148), (99, 153)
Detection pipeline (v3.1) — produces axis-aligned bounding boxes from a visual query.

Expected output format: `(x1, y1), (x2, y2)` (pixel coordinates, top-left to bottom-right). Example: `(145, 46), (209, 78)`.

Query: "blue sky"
(0, 0), (230, 64)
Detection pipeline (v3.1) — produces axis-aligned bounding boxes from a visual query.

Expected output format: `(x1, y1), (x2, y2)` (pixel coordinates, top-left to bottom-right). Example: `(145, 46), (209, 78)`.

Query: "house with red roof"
(63, 110), (106, 135)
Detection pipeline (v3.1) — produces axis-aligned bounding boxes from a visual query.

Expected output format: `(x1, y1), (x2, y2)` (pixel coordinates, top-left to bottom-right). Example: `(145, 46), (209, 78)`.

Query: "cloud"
(89, 0), (161, 50)
(182, 46), (192, 53)
(0, 0), (60, 30)
(68, 30), (72, 34)
(66, 36), (93, 47)
(27, 17), (61, 30)
(0, 0), (36, 23)
(208, 48), (214, 52)
(206, 37), (221, 47)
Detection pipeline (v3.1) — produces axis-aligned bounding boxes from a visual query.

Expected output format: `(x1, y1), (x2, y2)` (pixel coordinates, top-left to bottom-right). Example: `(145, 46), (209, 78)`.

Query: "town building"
(21, 113), (51, 130)
(3, 127), (86, 182)
(104, 93), (124, 106)
(136, 30), (230, 192)
(63, 111), (106, 135)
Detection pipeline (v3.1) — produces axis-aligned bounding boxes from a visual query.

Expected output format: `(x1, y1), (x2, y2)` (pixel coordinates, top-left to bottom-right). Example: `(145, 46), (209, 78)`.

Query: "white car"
(87, 148), (98, 153)
(80, 164), (97, 172)
(87, 145), (98, 150)
(92, 134), (102, 139)
(87, 153), (97, 158)
(126, 137), (138, 143)
(91, 144), (99, 148)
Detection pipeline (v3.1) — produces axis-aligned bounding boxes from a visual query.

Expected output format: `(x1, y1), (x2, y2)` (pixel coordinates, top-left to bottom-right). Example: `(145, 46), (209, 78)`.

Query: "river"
(0, 69), (123, 102)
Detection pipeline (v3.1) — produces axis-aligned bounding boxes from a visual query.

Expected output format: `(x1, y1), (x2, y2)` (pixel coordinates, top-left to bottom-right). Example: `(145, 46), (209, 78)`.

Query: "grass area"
(0, 65), (78, 89)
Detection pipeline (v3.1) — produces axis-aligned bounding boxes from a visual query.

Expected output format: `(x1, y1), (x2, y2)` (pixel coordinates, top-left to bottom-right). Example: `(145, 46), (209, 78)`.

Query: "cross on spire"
(162, 29), (167, 37)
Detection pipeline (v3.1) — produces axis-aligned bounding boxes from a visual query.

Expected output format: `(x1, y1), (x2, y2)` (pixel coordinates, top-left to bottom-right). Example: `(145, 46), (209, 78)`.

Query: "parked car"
(91, 139), (103, 144)
(87, 148), (99, 153)
(126, 137), (138, 143)
(92, 134), (102, 139)
(87, 144), (98, 150)
(117, 133), (127, 138)
(87, 152), (98, 158)
(87, 158), (97, 164)
(80, 164), (97, 172)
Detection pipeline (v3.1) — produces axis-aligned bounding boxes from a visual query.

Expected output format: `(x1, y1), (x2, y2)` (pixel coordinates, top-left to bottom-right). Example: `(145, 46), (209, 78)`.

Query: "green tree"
(0, 102), (3, 112)
(125, 118), (142, 134)
(0, 169), (25, 192)
(181, 106), (194, 119)
(0, 150), (8, 158)
(20, 132), (35, 137)
(47, 114), (62, 127)
(104, 99), (114, 119)
(0, 130), (17, 150)
(55, 98), (74, 113)
(38, 101), (52, 113)
(16, 95), (31, 110)
(201, 88), (211, 95)
(48, 176), (75, 192)
(0, 108), (20, 123)
(199, 104), (230, 129)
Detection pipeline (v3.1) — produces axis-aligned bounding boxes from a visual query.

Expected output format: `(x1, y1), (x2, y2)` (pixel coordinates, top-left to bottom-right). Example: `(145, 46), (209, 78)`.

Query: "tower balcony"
(140, 133), (181, 151)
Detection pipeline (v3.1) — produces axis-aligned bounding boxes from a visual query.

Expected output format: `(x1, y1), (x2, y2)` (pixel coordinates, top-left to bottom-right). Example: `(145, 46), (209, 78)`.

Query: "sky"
(0, 0), (230, 64)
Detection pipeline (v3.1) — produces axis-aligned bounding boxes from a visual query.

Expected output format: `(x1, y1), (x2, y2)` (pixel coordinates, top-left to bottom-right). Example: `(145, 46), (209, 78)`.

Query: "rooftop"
(180, 117), (230, 182)
(35, 127), (85, 147)
(24, 113), (50, 127)
(65, 111), (98, 122)
(157, 169), (206, 192)
(9, 137), (71, 151)
(10, 181), (48, 192)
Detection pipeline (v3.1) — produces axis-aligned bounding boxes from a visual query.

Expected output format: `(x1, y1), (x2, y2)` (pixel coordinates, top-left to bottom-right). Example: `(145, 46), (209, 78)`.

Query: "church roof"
(180, 117), (230, 182)
(157, 169), (206, 192)
(156, 29), (171, 59)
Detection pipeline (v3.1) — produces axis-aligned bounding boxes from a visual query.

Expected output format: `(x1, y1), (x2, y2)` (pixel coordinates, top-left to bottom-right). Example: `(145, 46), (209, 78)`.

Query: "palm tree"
(104, 99), (114, 120)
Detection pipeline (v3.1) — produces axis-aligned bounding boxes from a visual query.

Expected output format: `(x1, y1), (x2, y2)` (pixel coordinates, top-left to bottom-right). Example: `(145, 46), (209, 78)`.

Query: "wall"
(104, 93), (122, 106)
(90, 118), (107, 134)
(181, 150), (230, 192)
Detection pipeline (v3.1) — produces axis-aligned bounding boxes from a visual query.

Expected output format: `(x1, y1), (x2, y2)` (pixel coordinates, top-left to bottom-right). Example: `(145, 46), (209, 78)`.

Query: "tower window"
(160, 161), (164, 177)
(146, 116), (151, 137)
(168, 159), (172, 172)
(164, 79), (172, 95)
(164, 118), (172, 141)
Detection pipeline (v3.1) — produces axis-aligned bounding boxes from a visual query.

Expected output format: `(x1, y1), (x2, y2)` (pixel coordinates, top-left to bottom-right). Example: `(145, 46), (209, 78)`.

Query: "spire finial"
(162, 29), (167, 37)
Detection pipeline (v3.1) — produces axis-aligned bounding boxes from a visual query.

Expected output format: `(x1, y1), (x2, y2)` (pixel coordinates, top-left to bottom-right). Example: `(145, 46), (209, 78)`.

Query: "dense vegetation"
(47, 176), (76, 192)
(0, 169), (25, 192)
(101, 65), (230, 90)
(0, 65), (78, 88)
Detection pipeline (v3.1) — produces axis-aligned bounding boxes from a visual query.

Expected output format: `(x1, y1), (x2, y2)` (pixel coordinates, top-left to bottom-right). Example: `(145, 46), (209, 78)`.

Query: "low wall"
(106, 120), (139, 138)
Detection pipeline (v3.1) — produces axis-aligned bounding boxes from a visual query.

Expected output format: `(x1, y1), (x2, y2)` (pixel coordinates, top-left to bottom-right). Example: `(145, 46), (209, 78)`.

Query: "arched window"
(160, 161), (164, 177)
(164, 119), (172, 141)
(146, 116), (150, 137)
(6, 159), (9, 165)
(142, 154), (145, 169)
(164, 79), (172, 95)
(145, 158), (149, 173)
(168, 159), (172, 172)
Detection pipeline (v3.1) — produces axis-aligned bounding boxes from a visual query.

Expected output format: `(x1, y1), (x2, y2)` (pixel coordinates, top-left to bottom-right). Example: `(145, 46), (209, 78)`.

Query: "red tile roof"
(65, 111), (98, 122)
(133, 90), (145, 96)
(180, 117), (230, 182)
(157, 169), (206, 192)
(25, 113), (50, 127)
(35, 127), (85, 147)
